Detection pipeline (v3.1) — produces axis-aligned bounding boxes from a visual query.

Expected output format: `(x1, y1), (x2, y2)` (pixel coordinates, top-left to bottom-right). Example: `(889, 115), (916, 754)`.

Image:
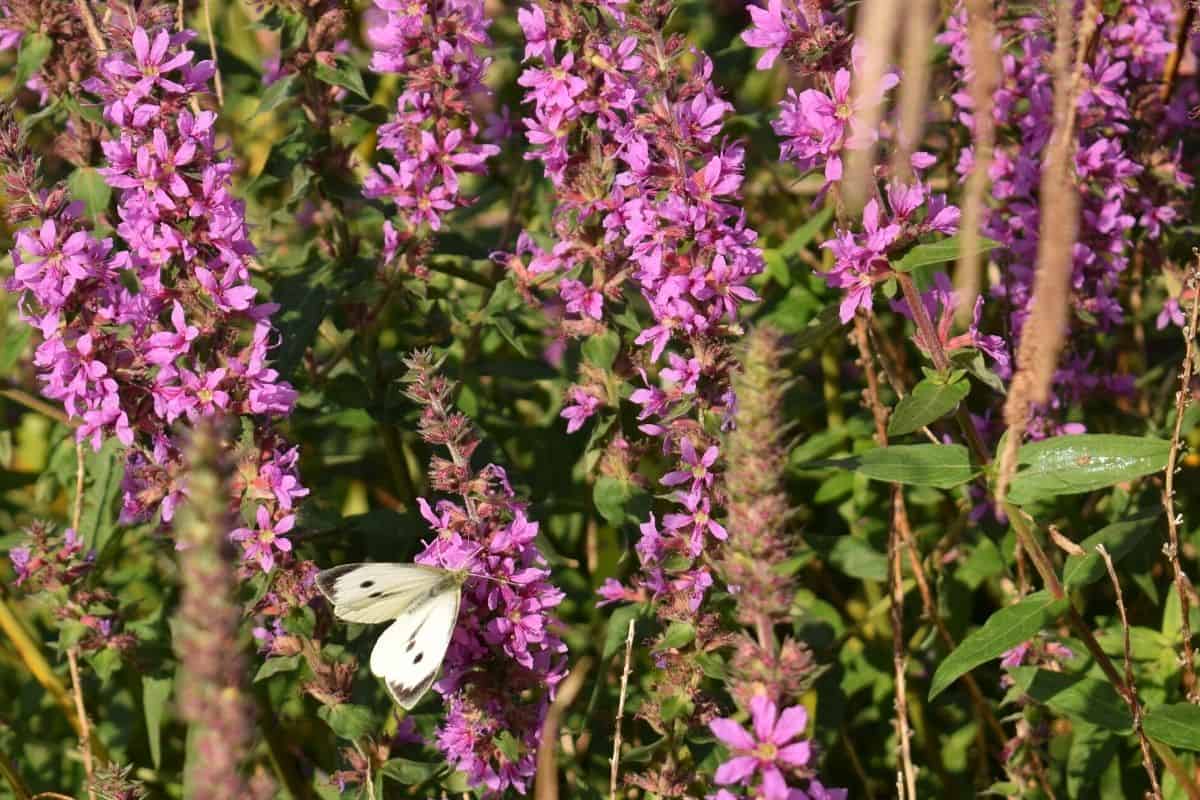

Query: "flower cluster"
(516, 0), (763, 620)
(5, 23), (309, 574)
(822, 176), (961, 323)
(362, 0), (499, 243)
(740, 0), (850, 73)
(939, 0), (1197, 435)
(400, 350), (566, 795)
(7, 522), (136, 654)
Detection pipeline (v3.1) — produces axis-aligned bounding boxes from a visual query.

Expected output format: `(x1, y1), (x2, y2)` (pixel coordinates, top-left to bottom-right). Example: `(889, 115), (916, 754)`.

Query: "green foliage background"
(1, 0), (1200, 798)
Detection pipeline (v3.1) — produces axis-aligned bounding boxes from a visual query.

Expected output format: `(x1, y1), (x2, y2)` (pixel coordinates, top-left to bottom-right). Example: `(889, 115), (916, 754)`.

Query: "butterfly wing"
(369, 586), (461, 709)
(315, 562), (449, 624)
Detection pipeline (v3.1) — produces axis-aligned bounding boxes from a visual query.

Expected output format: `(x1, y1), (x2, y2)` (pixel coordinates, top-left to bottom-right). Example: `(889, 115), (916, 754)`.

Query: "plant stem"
(609, 619), (635, 800)
(1163, 259), (1200, 701)
(67, 648), (97, 800)
(894, 273), (992, 464)
(0, 388), (72, 425)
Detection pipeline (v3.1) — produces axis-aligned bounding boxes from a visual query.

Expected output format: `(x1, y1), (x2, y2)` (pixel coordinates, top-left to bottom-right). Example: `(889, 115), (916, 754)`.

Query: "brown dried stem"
(843, 0), (899, 212)
(66, 647), (96, 800)
(72, 0), (107, 56)
(888, 489), (917, 800)
(858, 316), (1007, 747)
(609, 618), (635, 800)
(890, 0), (936, 182)
(1164, 258), (1200, 701)
(996, 0), (1099, 500)
(1097, 544), (1163, 799)
(954, 0), (1000, 322)
(854, 316), (917, 795)
(535, 657), (593, 800)
(1160, 2), (1196, 103)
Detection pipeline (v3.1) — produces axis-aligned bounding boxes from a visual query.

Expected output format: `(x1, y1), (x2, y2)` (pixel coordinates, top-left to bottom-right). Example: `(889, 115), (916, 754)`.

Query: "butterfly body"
(316, 562), (467, 709)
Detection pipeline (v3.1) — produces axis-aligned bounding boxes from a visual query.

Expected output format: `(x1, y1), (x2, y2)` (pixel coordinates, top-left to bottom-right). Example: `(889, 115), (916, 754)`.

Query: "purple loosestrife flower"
(362, 0), (499, 242)
(820, 178), (961, 323)
(515, 1), (764, 629)
(740, 0), (851, 73)
(401, 352), (566, 795)
(710, 696), (814, 800)
(939, 0), (1196, 435)
(774, 64), (898, 185)
(230, 505), (296, 573)
(4, 24), (310, 578)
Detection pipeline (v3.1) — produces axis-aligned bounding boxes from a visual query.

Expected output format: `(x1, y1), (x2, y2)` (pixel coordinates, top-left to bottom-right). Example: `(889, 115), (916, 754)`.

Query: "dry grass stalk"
(535, 657), (593, 800)
(1097, 545), (1163, 799)
(889, 0), (936, 182)
(609, 619), (636, 800)
(953, 0), (1000, 323)
(853, 317), (917, 796)
(996, 1), (1099, 500)
(842, 0), (900, 212)
(1163, 257), (1200, 701)
(67, 647), (97, 800)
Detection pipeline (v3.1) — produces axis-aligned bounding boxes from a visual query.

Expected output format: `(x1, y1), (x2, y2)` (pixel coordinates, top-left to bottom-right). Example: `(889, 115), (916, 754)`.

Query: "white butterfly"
(316, 562), (467, 709)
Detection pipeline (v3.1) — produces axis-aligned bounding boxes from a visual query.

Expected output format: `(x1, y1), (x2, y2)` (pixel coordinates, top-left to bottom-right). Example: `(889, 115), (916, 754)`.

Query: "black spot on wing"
(360, 580), (375, 588)
(413, 652), (424, 664)
(315, 563), (369, 602)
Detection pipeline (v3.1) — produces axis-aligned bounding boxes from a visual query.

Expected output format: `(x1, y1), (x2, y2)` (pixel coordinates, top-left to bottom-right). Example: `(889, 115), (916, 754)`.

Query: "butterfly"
(316, 562), (468, 709)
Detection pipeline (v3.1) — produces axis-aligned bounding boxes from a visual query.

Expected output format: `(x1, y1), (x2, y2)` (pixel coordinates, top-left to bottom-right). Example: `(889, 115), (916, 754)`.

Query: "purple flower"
(9, 547), (32, 584)
(661, 438), (719, 499)
(774, 65), (898, 184)
(231, 505), (295, 573)
(741, 0), (797, 69)
(709, 695), (813, 800)
(560, 386), (602, 433)
(145, 300), (199, 365)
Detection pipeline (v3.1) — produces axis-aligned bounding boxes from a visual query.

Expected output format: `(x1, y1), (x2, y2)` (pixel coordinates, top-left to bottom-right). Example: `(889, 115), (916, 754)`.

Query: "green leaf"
(660, 693), (694, 722)
(0, 326), (31, 373)
(887, 377), (970, 437)
(253, 654), (302, 682)
(779, 205), (834, 259)
(314, 57), (370, 100)
(1144, 703), (1200, 751)
(143, 676), (172, 769)
(582, 329), (620, 370)
(14, 33), (51, 90)
(87, 647), (122, 681)
(317, 703), (375, 740)
(593, 476), (646, 526)
(929, 591), (1067, 699)
(271, 275), (330, 379)
(839, 444), (980, 489)
(256, 73), (298, 115)
(602, 604), (643, 660)
(656, 621), (695, 651)
(68, 167), (112, 221)
(809, 534), (888, 581)
(1062, 514), (1158, 589)
(495, 730), (523, 761)
(78, 438), (123, 555)
(1009, 667), (1133, 733)
(893, 235), (1003, 273)
(1006, 435), (1171, 505)
(381, 758), (440, 784)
